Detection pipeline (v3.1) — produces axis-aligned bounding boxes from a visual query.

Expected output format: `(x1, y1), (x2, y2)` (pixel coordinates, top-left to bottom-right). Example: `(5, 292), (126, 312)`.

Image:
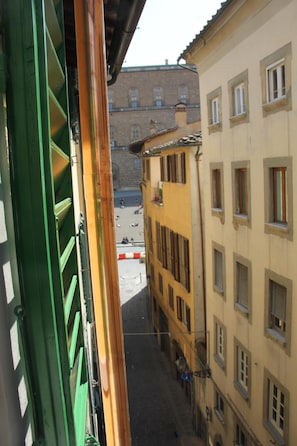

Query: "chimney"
(175, 102), (187, 128)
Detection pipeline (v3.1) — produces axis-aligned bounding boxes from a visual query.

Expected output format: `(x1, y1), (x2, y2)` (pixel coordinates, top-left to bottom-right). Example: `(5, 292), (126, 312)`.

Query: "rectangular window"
(214, 248), (224, 295)
(229, 70), (249, 125)
(150, 264), (155, 284)
(145, 159), (150, 181)
(269, 279), (286, 335)
(158, 273), (163, 295)
(261, 43), (292, 115)
(156, 222), (162, 262)
(147, 216), (153, 253)
(264, 370), (288, 443)
(234, 82), (245, 115)
(176, 152), (186, 184)
(272, 167), (287, 223)
(185, 304), (191, 333)
(212, 169), (222, 209)
(215, 320), (225, 367)
(267, 60), (286, 102)
(268, 381), (285, 434)
(265, 269), (292, 354)
(236, 423), (248, 446)
(215, 390), (225, 423)
(235, 342), (249, 396)
(211, 97), (220, 124)
(176, 296), (183, 322)
(235, 168), (248, 215)
(264, 157), (292, 239)
(168, 285), (174, 310)
(236, 261), (249, 310)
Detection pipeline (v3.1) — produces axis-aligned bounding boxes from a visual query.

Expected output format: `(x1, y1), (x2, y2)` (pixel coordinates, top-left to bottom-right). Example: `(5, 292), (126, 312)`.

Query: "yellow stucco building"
(181, 0), (297, 445)
(129, 105), (210, 433)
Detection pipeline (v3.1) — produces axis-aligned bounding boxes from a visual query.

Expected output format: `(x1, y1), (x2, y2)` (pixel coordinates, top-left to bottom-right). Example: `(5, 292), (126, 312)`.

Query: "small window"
(266, 60), (286, 102)
(212, 169), (222, 209)
(210, 163), (224, 220)
(232, 161), (250, 226)
(129, 88), (139, 108)
(153, 86), (163, 107)
(264, 157), (292, 239)
(211, 97), (220, 124)
(272, 167), (287, 223)
(156, 221), (162, 262)
(260, 43), (292, 115)
(235, 168), (248, 214)
(234, 255), (251, 316)
(168, 284), (174, 310)
(269, 279), (286, 335)
(234, 340), (250, 400)
(207, 87), (222, 132)
(185, 304), (191, 333)
(215, 390), (225, 423)
(176, 296), (183, 321)
(147, 216), (153, 253)
(109, 125), (116, 148)
(236, 262), (248, 307)
(228, 70), (249, 126)
(131, 124), (141, 141)
(178, 84), (188, 104)
(265, 269), (292, 353)
(214, 319), (226, 368)
(158, 272), (163, 295)
(235, 422), (248, 446)
(264, 369), (289, 444)
(213, 244), (224, 296)
(234, 82), (245, 115)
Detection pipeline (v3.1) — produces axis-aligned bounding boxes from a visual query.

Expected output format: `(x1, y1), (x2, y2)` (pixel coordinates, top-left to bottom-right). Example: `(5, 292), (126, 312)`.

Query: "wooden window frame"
(263, 157), (292, 239)
(213, 242), (225, 297)
(264, 269), (292, 354)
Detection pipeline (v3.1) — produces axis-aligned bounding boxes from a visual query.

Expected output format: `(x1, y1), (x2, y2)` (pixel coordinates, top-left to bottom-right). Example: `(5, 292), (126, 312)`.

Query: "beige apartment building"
(108, 64), (200, 189)
(181, 0), (297, 445)
(129, 106), (210, 435)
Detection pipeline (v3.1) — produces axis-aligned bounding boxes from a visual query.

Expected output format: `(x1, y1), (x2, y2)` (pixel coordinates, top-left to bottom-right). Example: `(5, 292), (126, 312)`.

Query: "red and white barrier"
(117, 252), (145, 260)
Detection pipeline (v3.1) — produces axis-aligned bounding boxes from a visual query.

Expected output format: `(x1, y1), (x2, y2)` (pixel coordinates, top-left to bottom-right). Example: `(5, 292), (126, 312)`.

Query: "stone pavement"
(114, 192), (144, 244)
(121, 285), (204, 446)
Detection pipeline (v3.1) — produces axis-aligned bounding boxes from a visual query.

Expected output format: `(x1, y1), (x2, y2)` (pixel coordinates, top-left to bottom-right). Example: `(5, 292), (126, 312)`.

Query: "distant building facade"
(108, 64), (200, 189)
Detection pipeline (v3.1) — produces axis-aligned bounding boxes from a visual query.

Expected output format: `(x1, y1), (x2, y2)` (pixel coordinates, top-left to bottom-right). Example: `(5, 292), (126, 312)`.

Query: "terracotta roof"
(141, 131), (202, 157)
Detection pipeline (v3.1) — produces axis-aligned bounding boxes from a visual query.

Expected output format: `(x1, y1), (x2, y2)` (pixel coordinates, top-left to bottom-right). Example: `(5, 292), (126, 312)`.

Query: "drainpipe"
(195, 148), (207, 361)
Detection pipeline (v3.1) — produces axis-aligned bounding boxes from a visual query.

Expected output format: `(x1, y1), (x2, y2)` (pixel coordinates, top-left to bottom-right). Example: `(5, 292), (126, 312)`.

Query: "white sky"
(124, 0), (224, 67)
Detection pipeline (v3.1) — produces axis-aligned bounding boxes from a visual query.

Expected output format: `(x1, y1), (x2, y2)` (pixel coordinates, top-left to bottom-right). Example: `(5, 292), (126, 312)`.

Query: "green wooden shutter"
(6, 0), (89, 444)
